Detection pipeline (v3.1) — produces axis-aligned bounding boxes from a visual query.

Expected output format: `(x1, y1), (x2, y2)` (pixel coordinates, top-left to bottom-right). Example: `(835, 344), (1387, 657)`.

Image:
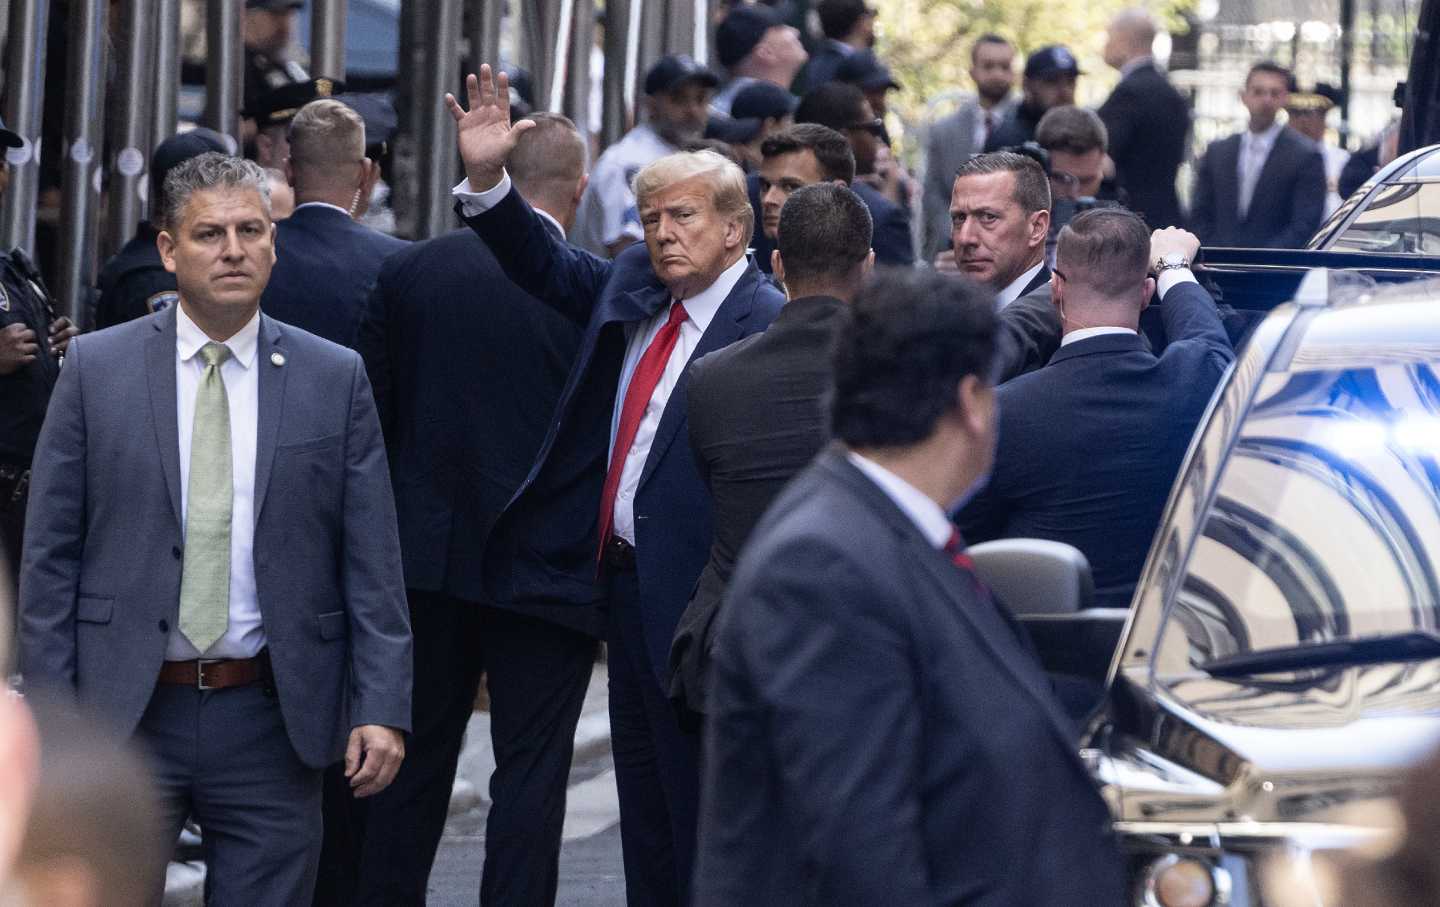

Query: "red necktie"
(596, 302), (690, 557)
(943, 528), (978, 573)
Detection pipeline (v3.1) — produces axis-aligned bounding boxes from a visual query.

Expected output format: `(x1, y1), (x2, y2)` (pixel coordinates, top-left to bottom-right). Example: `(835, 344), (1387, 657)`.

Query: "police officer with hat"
(250, 76), (347, 168)
(0, 116), (76, 583)
(94, 128), (232, 329)
(244, 0), (309, 123)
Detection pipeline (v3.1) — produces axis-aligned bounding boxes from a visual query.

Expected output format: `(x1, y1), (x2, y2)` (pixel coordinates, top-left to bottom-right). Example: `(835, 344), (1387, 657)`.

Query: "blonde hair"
(632, 150), (754, 247)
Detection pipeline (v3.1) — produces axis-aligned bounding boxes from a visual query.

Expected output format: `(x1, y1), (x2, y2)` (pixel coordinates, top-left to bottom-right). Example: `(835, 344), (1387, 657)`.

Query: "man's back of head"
(818, 0), (876, 47)
(1052, 207), (1153, 330)
(509, 112), (589, 231)
(774, 183), (873, 300)
(286, 99), (369, 209)
(1104, 8), (1158, 69)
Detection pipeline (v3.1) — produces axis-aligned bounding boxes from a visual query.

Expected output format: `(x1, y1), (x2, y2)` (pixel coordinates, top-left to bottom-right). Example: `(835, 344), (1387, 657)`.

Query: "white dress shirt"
(995, 261), (1046, 310)
(1237, 120), (1284, 220)
(293, 201), (352, 218)
(1060, 326), (1138, 347)
(846, 452), (953, 549)
(168, 304), (265, 660)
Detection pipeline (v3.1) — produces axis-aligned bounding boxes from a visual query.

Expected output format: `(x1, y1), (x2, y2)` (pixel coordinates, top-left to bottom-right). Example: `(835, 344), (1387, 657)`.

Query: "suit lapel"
(636, 264), (762, 489)
(1019, 264), (1052, 298)
(252, 315), (288, 522)
(1216, 135), (1241, 226)
(146, 307), (183, 527)
(1248, 129), (1293, 221)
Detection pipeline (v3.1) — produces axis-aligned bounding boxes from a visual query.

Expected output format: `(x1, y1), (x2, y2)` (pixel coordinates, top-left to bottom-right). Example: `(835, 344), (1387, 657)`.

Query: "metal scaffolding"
(1, 0), (51, 256)
(205, 0), (244, 143)
(104, 0), (158, 261)
(55, 0), (109, 325)
(312, 0), (349, 85)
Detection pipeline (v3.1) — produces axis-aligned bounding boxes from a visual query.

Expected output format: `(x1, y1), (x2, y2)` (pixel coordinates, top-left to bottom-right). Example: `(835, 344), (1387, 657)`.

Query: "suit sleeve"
(458, 185), (614, 326)
(354, 265), (395, 443)
(1189, 145), (1217, 245)
(1157, 281), (1234, 376)
(340, 353), (414, 733)
(1097, 87), (1137, 167)
(1279, 144), (1328, 248)
(873, 199), (916, 267)
(703, 541), (932, 904)
(994, 289), (1061, 383)
(922, 123), (955, 262)
(18, 337), (88, 691)
(685, 358), (717, 490)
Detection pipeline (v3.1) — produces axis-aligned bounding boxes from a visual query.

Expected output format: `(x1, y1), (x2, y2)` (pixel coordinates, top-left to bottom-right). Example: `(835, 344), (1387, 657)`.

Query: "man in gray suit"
(922, 34), (1016, 262)
(19, 152), (412, 904)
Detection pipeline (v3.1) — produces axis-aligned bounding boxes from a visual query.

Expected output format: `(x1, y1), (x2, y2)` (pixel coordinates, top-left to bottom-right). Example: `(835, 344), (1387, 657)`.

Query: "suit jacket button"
(158, 619), (169, 633)
(172, 545), (182, 559)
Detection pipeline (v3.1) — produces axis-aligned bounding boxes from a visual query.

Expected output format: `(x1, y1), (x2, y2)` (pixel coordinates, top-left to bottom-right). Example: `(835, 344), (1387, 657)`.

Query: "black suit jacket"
(696, 448), (1126, 905)
(1098, 61), (1189, 229)
(995, 265), (1062, 383)
(669, 295), (844, 715)
(749, 174), (915, 272)
(355, 223), (596, 632)
(261, 204), (409, 347)
(460, 188), (786, 681)
(957, 281), (1233, 607)
(1189, 126), (1327, 248)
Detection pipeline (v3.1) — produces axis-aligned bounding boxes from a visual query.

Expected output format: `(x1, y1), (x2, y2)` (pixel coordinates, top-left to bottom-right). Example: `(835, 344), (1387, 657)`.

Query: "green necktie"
(178, 341), (233, 653)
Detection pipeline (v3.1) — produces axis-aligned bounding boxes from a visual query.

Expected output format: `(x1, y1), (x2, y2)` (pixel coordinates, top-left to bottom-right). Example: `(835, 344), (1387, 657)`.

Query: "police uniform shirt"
(571, 123), (676, 256)
(95, 221), (179, 328)
(0, 252), (58, 465)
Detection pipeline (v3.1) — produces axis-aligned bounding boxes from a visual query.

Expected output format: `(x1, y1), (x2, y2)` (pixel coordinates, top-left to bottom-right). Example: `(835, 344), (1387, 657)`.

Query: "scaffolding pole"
(205, 0), (244, 143)
(55, 0), (109, 326)
(152, 0), (181, 149)
(104, 0), (158, 259)
(312, 0), (348, 81)
(0, 0), (51, 255)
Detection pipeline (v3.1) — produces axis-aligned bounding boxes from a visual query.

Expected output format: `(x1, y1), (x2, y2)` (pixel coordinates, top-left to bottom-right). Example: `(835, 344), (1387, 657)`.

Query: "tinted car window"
(1154, 360), (1440, 673)
(1331, 181), (1440, 254)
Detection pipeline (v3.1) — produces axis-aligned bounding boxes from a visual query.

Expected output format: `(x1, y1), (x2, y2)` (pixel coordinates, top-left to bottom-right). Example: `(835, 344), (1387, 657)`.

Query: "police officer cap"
(731, 81), (799, 121)
(335, 92), (399, 159)
(246, 0), (304, 9)
(0, 114), (22, 150)
(250, 77), (347, 128)
(1024, 45), (1081, 80)
(716, 5), (783, 69)
(835, 49), (901, 92)
(644, 55), (720, 97)
(705, 114), (764, 145)
(152, 128), (233, 185)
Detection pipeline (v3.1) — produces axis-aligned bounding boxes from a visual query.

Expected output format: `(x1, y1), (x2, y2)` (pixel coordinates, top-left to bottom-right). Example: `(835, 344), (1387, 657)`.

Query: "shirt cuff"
(1157, 268), (1198, 299)
(451, 171), (512, 218)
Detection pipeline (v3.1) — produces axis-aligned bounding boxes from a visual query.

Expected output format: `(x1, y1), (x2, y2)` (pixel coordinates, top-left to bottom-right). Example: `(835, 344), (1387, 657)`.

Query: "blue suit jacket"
(460, 188), (786, 681)
(956, 282), (1234, 607)
(697, 448), (1126, 905)
(19, 307), (413, 769)
(261, 204), (410, 347)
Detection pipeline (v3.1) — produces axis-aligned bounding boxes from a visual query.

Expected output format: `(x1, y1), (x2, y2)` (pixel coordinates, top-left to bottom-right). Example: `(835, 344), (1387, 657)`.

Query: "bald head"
(508, 113), (588, 229)
(1104, 8), (1158, 69)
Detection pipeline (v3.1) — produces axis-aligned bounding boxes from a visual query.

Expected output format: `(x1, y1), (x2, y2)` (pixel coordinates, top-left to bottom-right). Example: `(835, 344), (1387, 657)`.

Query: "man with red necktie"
(445, 66), (786, 907)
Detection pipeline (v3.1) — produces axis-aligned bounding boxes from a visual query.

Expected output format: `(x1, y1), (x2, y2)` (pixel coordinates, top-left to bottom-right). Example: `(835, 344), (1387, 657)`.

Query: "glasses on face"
(846, 118), (885, 138)
(1049, 170), (1081, 198)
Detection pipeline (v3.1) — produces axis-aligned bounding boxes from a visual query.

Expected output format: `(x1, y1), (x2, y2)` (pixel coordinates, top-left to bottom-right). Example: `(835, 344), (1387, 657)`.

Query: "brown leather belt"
(158, 650), (272, 690)
(602, 536), (636, 572)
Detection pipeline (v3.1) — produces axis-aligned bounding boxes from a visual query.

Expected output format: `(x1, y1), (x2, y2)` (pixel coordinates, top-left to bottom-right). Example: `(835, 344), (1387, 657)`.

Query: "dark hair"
(952, 151), (1051, 215)
(818, 0), (872, 40)
(777, 183), (872, 285)
(795, 82), (868, 134)
(831, 269), (997, 448)
(1035, 105), (1108, 155)
(759, 123), (856, 183)
(971, 33), (1011, 63)
(1055, 207), (1151, 298)
(1246, 60), (1295, 91)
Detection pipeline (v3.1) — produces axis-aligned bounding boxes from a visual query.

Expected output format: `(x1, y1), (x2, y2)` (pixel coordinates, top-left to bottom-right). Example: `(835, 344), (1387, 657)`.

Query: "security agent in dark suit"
(1190, 61), (1327, 248)
(20, 154), (411, 905)
(259, 100), (408, 348)
(957, 213), (1234, 608)
(747, 123), (854, 275)
(447, 66), (786, 907)
(670, 183), (873, 720)
(945, 151), (1064, 381)
(696, 268), (1126, 906)
(1098, 9), (1190, 230)
(795, 82), (915, 267)
(345, 114), (595, 907)
(96, 129), (233, 328)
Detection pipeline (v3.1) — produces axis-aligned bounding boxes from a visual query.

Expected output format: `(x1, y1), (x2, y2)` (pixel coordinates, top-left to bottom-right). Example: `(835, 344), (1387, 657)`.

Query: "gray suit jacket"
(19, 306), (412, 769)
(922, 96), (1015, 261)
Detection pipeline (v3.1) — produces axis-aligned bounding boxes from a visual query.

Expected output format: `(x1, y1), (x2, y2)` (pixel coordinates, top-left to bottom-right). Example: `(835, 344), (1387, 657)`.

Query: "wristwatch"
(1152, 252), (1190, 275)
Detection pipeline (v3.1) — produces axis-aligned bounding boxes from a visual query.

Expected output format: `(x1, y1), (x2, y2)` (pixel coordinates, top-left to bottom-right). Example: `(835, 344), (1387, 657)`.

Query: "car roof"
(1281, 276), (1440, 370)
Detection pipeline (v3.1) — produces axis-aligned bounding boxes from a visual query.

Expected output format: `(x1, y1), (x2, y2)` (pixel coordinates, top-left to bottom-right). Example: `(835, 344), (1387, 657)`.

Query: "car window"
(1153, 360), (1440, 674)
(1330, 181), (1440, 254)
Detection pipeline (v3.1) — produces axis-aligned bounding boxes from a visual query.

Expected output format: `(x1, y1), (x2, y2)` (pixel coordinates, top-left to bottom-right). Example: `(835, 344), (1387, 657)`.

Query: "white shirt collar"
(293, 201), (353, 218)
(176, 303), (260, 369)
(674, 254), (750, 335)
(846, 451), (954, 549)
(1243, 119), (1284, 152)
(1120, 55), (1155, 79)
(1060, 325), (1138, 347)
(995, 261), (1046, 310)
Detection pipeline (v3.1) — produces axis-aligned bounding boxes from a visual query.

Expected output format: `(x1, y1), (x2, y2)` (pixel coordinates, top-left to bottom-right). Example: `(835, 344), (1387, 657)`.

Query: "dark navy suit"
(261, 204), (409, 348)
(956, 281), (1233, 607)
(1189, 127), (1327, 248)
(460, 185), (785, 906)
(697, 448), (1126, 905)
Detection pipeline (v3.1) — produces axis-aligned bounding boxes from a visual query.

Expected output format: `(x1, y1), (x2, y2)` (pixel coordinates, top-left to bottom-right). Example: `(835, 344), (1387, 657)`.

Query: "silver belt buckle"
(195, 659), (224, 690)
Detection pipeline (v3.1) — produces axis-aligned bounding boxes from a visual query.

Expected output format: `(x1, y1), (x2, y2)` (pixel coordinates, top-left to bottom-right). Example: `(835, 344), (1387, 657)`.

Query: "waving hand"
(445, 64), (536, 192)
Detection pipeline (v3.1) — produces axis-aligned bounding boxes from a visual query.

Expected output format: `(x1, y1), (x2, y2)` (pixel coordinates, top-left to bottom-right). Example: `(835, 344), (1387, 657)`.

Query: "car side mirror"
(968, 539), (1094, 615)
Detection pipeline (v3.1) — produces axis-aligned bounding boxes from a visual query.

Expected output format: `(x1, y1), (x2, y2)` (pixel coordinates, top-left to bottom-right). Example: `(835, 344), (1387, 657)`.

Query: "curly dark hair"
(830, 269), (997, 448)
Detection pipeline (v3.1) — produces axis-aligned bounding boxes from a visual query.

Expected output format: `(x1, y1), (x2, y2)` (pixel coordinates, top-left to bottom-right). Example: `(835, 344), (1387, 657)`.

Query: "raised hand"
(445, 65), (536, 193)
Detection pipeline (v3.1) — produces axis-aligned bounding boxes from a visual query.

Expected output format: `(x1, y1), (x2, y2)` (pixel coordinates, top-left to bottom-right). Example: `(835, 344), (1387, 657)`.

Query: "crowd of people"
(0, 1), (1410, 905)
